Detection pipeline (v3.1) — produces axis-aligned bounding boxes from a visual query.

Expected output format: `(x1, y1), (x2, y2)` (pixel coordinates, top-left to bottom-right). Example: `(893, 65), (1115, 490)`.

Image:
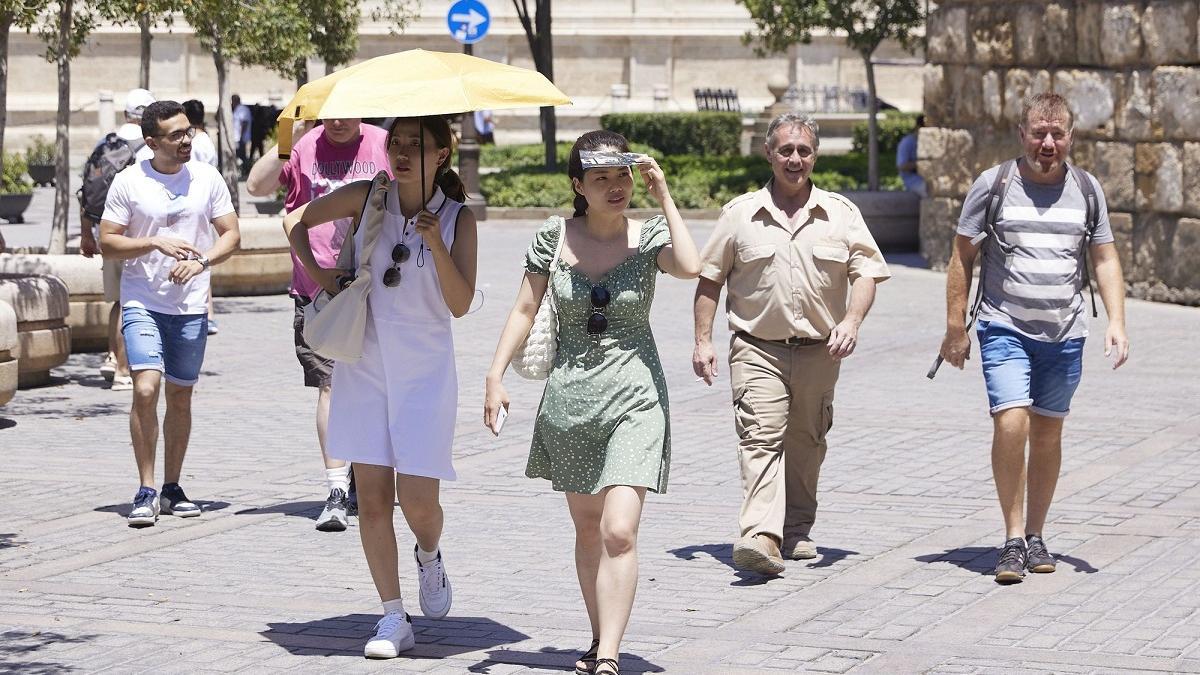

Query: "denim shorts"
(122, 306), (209, 386)
(977, 320), (1085, 418)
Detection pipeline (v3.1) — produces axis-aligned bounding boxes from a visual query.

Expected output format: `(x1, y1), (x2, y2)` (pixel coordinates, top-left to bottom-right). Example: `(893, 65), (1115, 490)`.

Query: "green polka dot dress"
(523, 215), (672, 494)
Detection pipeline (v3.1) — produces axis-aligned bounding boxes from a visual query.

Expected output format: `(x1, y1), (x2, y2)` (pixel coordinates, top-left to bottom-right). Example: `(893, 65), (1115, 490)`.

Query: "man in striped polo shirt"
(939, 93), (1130, 583)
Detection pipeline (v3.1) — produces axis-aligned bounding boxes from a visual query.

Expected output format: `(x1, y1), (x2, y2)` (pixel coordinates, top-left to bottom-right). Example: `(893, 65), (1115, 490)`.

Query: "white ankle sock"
(325, 465), (350, 493)
(382, 597), (405, 615)
(415, 544), (439, 564)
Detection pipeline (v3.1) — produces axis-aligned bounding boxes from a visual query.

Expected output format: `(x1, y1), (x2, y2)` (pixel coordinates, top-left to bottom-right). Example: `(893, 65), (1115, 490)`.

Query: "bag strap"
(543, 218), (567, 312)
(968, 158), (1018, 328)
(334, 171), (390, 274)
(1068, 163), (1100, 318)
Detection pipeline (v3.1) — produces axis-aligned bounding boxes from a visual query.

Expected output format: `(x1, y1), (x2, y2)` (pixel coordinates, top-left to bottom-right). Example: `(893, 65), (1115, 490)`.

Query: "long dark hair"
(387, 115), (467, 203)
(567, 130), (631, 217)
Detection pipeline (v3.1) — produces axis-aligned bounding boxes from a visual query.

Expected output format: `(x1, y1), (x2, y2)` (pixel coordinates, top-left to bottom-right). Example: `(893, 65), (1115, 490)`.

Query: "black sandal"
(573, 639), (600, 675)
(594, 657), (619, 675)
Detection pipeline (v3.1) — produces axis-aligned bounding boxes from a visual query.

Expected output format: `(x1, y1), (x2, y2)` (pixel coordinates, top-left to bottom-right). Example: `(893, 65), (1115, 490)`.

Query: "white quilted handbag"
(511, 219), (566, 380)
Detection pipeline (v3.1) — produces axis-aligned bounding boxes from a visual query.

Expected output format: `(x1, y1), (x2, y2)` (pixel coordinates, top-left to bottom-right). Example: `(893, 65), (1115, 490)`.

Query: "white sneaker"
(363, 611), (414, 659)
(127, 488), (160, 527)
(415, 546), (452, 619)
(99, 354), (116, 382)
(110, 375), (133, 391)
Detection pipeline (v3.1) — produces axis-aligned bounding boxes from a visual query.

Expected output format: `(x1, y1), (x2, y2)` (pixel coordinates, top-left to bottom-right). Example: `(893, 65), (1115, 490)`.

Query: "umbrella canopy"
(275, 49), (571, 157)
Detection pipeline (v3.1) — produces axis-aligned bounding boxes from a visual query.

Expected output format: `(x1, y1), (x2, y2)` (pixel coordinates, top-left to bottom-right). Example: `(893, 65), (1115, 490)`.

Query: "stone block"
(0, 300), (15, 407)
(1131, 212), (1171, 283)
(928, 6), (970, 64)
(1135, 143), (1184, 213)
(210, 217), (292, 296)
(1141, 1), (1198, 64)
(1115, 70), (1157, 141)
(951, 66), (985, 126)
(1072, 139), (1097, 174)
(982, 70), (1003, 123)
(1162, 218), (1200, 290)
(970, 4), (1015, 66)
(1094, 142), (1137, 211)
(1003, 69), (1053, 124)
(922, 65), (950, 127)
(1108, 212), (1135, 275)
(1100, 2), (1143, 66)
(919, 197), (964, 270)
(0, 253), (108, 353)
(1153, 67), (1200, 140)
(1044, 3), (1078, 64)
(1053, 70), (1116, 138)
(1075, 1), (1104, 65)
(0, 274), (71, 388)
(1013, 4), (1047, 66)
(1184, 143), (1200, 217)
(918, 127), (976, 200)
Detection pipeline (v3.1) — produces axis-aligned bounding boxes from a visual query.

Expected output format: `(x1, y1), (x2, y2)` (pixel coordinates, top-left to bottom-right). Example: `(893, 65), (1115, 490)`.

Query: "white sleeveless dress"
(326, 184), (463, 480)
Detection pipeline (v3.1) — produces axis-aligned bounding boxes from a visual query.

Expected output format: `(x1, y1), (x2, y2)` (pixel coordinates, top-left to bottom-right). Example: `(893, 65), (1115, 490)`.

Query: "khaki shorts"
(102, 260), (122, 303)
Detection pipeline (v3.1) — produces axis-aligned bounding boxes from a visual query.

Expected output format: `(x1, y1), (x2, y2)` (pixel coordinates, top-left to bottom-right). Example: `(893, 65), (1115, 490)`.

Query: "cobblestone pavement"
(2, 220), (1199, 674)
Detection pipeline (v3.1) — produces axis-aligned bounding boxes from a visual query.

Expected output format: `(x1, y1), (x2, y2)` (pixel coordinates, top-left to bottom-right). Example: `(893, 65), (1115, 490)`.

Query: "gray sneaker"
(994, 537), (1027, 583)
(732, 534), (786, 575)
(315, 488), (349, 532)
(1025, 534), (1057, 573)
(782, 534), (818, 560)
(127, 487), (159, 527)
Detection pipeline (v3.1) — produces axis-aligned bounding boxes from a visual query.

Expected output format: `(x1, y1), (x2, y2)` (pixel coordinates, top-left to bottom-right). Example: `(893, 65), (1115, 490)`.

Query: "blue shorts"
(977, 321), (1085, 418)
(122, 306), (209, 387)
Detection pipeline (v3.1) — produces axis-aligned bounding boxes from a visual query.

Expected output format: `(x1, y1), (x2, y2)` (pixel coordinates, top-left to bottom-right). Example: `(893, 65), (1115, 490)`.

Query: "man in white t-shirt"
(182, 99), (218, 168)
(100, 100), (241, 528)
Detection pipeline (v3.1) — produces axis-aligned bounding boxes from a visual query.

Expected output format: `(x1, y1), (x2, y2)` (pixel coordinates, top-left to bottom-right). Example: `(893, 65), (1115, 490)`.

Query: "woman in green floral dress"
(485, 130), (700, 675)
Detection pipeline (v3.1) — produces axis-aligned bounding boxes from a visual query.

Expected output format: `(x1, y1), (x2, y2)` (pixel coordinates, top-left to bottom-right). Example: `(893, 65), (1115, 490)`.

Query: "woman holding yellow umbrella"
(284, 115), (476, 659)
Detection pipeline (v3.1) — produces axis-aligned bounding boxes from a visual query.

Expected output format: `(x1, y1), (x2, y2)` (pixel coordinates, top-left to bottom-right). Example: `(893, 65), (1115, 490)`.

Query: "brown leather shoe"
(732, 534), (786, 575)
(782, 535), (817, 560)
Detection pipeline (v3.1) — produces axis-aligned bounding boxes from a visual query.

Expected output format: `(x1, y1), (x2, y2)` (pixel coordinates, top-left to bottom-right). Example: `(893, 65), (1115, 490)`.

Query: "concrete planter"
(27, 163), (56, 187)
(0, 273), (71, 388)
(0, 193), (33, 224)
(0, 254), (108, 353)
(210, 216), (292, 296)
(0, 299), (17, 406)
(840, 190), (921, 253)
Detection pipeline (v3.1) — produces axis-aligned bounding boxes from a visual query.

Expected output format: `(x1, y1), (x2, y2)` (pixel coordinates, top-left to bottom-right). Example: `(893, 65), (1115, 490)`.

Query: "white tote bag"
(511, 218), (566, 380)
(302, 172), (390, 363)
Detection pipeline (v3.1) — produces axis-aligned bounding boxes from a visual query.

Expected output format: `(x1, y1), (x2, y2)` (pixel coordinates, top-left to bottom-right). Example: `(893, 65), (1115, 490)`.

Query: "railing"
(782, 85), (869, 113)
(693, 88), (740, 113)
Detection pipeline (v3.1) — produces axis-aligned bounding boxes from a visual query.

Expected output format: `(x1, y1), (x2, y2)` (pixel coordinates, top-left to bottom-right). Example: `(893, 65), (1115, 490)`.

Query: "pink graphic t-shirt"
(281, 123), (392, 300)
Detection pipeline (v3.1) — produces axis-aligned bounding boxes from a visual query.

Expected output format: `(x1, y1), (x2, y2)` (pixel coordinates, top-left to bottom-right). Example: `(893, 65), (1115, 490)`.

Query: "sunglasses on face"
(586, 285), (611, 335)
(382, 243), (411, 287)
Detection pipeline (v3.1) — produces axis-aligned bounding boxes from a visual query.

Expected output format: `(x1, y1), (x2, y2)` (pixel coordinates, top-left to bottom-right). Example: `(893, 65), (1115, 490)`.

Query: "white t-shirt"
(102, 159), (235, 315)
(189, 130), (219, 168)
(114, 122), (153, 162)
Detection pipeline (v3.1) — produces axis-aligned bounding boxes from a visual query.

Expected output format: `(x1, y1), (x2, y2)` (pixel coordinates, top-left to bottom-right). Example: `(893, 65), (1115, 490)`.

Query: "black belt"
(736, 331), (825, 347)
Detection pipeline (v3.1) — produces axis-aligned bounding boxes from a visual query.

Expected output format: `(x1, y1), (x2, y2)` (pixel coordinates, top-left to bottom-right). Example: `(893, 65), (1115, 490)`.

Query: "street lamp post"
(459, 43), (488, 221)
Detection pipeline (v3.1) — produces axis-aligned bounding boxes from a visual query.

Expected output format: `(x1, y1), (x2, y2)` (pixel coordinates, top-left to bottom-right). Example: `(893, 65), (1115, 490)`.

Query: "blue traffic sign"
(447, 0), (490, 45)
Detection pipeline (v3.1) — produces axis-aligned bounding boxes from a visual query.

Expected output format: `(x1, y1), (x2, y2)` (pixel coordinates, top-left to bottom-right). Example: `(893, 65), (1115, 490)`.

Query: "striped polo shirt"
(957, 163), (1114, 342)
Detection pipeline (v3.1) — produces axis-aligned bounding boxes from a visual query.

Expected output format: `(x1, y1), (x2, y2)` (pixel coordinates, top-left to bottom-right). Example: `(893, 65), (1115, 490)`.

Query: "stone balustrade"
(211, 216), (292, 297)
(921, 0), (1200, 305)
(0, 254), (107, 353)
(0, 274), (71, 388)
(0, 300), (16, 405)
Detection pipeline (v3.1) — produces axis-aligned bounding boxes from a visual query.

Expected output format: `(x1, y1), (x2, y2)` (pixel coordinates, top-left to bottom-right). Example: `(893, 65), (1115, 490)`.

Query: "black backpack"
(77, 133), (138, 222)
(928, 158), (1101, 379)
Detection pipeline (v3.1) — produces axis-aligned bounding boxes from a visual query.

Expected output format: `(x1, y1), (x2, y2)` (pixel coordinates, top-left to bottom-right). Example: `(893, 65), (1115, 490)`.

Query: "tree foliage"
(736, 0), (924, 191)
(368, 0), (419, 38)
(0, 0), (51, 175)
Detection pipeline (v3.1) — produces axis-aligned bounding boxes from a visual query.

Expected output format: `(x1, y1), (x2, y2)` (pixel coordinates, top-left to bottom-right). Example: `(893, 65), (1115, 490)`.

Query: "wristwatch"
(196, 255), (211, 269)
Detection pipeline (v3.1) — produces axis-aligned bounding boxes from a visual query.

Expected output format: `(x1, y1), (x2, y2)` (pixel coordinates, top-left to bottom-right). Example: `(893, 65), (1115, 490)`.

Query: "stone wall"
(919, 0), (1200, 305)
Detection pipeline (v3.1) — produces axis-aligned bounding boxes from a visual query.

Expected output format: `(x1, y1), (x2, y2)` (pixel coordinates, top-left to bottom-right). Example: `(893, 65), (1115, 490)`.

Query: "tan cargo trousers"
(729, 333), (840, 543)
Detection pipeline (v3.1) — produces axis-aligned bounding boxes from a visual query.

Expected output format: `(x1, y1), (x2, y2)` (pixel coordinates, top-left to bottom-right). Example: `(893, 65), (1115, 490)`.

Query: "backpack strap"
(1068, 163), (1100, 318)
(968, 158), (1018, 327)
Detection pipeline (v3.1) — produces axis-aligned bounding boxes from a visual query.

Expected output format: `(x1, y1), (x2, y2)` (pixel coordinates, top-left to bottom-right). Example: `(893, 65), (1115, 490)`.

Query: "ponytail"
(572, 194), (588, 217)
(437, 165), (467, 203)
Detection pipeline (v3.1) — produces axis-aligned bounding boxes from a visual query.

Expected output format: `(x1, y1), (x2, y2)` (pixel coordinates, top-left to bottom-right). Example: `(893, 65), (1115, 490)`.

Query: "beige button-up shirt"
(699, 182), (891, 341)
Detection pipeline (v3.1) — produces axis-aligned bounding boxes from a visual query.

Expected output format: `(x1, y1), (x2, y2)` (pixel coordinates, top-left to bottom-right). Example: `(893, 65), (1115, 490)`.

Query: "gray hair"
(766, 112), (820, 151)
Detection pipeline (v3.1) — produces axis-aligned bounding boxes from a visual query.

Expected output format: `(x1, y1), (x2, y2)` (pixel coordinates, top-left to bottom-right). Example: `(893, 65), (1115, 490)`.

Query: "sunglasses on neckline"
(586, 285), (611, 335)
(382, 243), (411, 287)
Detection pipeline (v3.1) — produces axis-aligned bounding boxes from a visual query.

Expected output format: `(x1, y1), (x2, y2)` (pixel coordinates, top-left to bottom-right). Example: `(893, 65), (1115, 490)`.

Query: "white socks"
(382, 597), (405, 615)
(416, 545), (439, 564)
(325, 465), (351, 493)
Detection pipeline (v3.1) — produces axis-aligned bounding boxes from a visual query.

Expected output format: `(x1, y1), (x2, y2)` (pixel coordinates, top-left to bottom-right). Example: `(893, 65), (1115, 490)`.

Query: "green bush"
(599, 112), (741, 156)
(851, 112), (920, 157)
(1, 153), (33, 195)
(24, 135), (56, 165)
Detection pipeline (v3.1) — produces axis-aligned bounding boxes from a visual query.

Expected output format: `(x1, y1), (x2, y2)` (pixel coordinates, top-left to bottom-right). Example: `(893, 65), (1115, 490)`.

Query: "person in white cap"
(80, 87), (158, 391)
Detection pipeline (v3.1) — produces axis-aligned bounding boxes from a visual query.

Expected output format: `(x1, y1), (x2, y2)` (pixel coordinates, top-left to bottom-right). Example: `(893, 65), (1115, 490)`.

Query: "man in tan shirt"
(693, 112), (890, 576)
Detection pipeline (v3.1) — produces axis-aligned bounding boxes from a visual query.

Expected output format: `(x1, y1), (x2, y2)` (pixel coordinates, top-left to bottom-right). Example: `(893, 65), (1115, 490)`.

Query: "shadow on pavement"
(0, 417), (15, 430)
(806, 547), (859, 569)
(93, 501), (231, 517)
(470, 647), (664, 673)
(234, 501), (325, 521)
(0, 533), (25, 549)
(0, 629), (96, 674)
(666, 543), (782, 586)
(262, 614), (530, 660)
(915, 547), (1099, 575)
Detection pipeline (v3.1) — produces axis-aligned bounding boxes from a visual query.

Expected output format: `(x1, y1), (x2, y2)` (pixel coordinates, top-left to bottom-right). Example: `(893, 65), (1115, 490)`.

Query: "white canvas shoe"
(363, 611), (414, 659)
(415, 546), (452, 619)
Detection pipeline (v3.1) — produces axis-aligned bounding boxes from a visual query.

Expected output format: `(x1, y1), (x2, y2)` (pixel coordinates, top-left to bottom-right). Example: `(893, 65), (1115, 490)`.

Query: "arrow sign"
(447, 0), (490, 45)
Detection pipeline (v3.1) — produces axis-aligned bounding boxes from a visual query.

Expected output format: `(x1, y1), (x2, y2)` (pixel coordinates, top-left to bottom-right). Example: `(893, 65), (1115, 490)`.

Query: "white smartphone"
(492, 406), (509, 436)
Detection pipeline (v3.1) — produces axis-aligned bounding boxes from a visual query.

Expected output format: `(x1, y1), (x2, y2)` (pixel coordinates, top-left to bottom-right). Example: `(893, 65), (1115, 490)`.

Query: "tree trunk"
(536, 1), (555, 171)
(213, 47), (239, 212)
(863, 51), (879, 192)
(0, 16), (10, 176)
(295, 56), (307, 89)
(138, 13), (151, 89)
(49, 0), (72, 254)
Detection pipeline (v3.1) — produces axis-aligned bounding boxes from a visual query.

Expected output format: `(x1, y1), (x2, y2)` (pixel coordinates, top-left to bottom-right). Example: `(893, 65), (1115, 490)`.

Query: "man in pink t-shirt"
(247, 118), (391, 532)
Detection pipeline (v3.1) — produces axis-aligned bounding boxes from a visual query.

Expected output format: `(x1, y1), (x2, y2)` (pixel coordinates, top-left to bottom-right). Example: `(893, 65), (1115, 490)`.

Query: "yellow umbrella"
(276, 48), (571, 158)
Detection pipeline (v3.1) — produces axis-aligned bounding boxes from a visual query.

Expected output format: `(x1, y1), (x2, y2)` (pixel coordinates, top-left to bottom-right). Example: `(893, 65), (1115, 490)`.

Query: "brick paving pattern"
(2, 220), (1198, 673)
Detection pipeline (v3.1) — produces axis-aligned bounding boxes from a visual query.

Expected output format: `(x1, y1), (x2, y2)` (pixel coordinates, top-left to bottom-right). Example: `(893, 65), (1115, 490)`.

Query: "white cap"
(125, 88), (156, 118)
